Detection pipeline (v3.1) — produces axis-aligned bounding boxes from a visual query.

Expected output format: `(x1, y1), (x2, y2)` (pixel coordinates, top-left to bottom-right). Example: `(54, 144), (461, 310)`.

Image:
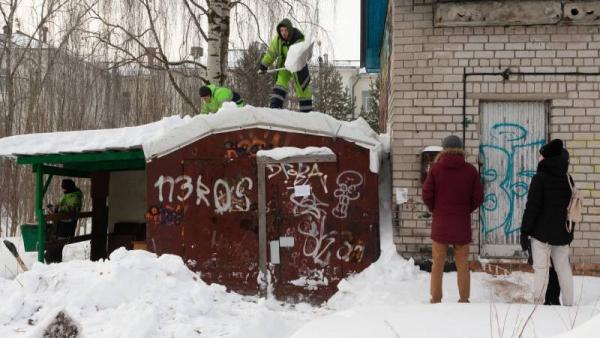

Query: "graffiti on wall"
(479, 123), (544, 237)
(267, 162), (329, 219)
(224, 132), (282, 159)
(145, 203), (184, 226)
(267, 164), (366, 266)
(332, 170), (364, 219)
(152, 174), (254, 215)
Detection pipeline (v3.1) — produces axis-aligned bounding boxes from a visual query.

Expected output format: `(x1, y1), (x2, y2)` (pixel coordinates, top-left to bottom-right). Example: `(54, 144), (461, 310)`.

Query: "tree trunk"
(207, 0), (231, 85)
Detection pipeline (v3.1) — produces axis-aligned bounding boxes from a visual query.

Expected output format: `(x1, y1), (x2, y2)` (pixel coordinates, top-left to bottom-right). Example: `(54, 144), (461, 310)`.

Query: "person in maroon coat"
(422, 135), (484, 303)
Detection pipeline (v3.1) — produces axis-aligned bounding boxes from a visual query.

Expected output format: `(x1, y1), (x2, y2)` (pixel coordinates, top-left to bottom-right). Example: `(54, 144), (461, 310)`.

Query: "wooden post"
(90, 172), (109, 261)
(256, 160), (267, 297)
(34, 164), (46, 263)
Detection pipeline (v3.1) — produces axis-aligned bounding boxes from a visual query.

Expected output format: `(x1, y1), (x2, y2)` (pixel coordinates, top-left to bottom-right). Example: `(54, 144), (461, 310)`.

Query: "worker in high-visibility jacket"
(258, 18), (312, 112)
(199, 84), (245, 114)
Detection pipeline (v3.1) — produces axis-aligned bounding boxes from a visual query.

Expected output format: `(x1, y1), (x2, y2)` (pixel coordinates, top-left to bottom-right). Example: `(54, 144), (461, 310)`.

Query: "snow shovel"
(266, 39), (314, 74)
(3, 240), (29, 272)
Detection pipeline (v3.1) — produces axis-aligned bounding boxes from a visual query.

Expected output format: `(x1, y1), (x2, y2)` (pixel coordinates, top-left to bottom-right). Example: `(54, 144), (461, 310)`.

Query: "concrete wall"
(386, 0), (600, 265)
(107, 170), (147, 233)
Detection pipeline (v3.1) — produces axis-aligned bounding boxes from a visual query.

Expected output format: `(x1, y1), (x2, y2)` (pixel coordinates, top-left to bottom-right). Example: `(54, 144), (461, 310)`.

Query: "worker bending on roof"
(199, 84), (245, 114)
(258, 18), (312, 112)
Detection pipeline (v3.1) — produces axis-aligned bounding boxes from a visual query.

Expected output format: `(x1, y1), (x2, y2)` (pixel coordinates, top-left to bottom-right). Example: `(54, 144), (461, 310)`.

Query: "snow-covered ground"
(1, 236), (599, 338)
(0, 142), (598, 337)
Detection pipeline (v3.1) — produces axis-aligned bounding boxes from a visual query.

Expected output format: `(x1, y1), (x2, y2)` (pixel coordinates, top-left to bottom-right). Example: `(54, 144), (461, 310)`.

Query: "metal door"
(263, 161), (342, 303)
(182, 158), (259, 294)
(479, 101), (546, 257)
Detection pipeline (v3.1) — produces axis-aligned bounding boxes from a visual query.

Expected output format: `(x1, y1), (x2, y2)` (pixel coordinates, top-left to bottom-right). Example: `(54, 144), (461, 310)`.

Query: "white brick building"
(369, 0), (600, 272)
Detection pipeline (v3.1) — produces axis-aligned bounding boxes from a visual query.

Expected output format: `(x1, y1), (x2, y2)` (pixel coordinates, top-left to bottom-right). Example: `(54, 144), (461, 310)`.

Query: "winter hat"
(61, 179), (76, 193)
(539, 139), (563, 158)
(199, 86), (211, 98)
(441, 135), (463, 149)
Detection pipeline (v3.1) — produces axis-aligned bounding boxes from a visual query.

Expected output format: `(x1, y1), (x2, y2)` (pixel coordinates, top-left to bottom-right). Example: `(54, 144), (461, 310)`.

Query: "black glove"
(520, 233), (530, 252)
(257, 63), (267, 75)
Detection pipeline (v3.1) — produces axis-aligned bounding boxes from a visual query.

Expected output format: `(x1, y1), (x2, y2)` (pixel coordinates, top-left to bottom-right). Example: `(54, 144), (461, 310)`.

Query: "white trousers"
(531, 238), (574, 306)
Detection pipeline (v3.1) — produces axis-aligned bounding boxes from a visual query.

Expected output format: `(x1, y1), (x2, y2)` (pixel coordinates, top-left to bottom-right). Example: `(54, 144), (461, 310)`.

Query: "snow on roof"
(0, 106), (385, 172)
(143, 105), (386, 173)
(0, 115), (190, 158)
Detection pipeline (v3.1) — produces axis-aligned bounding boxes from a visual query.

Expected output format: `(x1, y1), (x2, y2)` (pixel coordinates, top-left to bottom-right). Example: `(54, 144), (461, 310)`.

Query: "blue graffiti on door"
(479, 123), (544, 237)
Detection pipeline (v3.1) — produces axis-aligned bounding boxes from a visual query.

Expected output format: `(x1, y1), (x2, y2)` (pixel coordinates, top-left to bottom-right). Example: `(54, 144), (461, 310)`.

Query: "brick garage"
(380, 0), (600, 268)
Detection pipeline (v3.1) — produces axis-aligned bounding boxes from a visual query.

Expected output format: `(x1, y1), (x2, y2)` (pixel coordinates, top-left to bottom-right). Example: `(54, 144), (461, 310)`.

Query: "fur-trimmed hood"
(434, 148), (466, 169)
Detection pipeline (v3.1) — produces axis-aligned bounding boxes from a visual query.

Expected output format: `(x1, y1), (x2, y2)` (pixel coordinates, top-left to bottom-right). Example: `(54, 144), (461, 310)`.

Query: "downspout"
(351, 71), (361, 119)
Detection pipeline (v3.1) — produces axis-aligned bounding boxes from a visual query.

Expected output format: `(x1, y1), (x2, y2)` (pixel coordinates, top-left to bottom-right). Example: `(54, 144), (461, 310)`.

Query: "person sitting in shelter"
(258, 18), (312, 112)
(45, 179), (83, 263)
(199, 84), (245, 114)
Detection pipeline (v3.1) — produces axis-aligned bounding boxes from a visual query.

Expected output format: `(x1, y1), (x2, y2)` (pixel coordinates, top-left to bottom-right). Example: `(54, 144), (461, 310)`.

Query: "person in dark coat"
(422, 135), (484, 303)
(520, 139), (574, 306)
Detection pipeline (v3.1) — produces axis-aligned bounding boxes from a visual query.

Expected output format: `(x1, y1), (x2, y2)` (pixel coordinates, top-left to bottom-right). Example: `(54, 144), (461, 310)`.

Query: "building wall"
(387, 0), (600, 265)
(336, 65), (378, 118)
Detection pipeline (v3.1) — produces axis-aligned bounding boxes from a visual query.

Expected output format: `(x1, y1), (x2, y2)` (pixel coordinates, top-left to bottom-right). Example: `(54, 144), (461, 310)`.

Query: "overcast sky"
(318, 0), (361, 61)
(10, 0), (361, 63)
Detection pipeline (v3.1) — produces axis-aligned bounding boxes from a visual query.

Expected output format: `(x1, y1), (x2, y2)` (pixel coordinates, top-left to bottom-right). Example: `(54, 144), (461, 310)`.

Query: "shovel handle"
(266, 67), (285, 74)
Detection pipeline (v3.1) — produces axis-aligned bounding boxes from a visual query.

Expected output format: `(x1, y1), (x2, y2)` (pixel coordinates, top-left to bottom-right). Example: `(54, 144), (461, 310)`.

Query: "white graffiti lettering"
(234, 177), (253, 212)
(267, 162), (328, 193)
(175, 175), (193, 202)
(297, 216), (336, 266)
(214, 177), (254, 214)
(214, 179), (232, 214)
(153, 174), (253, 215)
(196, 175), (210, 207)
(332, 170), (364, 219)
(290, 193), (328, 219)
(154, 175), (175, 202)
(336, 241), (365, 262)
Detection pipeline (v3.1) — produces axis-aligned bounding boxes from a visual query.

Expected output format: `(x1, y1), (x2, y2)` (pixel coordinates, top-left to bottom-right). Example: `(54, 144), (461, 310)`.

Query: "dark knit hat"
(199, 86), (211, 98)
(441, 135), (463, 149)
(61, 179), (77, 193)
(540, 139), (563, 158)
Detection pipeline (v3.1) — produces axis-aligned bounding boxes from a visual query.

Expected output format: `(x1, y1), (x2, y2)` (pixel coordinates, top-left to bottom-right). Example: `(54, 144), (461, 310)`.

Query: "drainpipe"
(351, 71), (361, 119)
(462, 67), (600, 147)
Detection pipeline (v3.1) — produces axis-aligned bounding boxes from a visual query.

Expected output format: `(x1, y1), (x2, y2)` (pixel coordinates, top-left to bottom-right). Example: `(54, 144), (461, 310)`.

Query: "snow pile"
(558, 313), (600, 338)
(0, 248), (318, 338)
(257, 146), (334, 160)
(327, 250), (422, 309)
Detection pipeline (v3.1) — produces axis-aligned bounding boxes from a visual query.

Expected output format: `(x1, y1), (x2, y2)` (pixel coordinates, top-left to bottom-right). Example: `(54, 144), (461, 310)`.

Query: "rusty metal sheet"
(146, 128), (380, 302)
(183, 158), (259, 292)
(145, 159), (185, 256)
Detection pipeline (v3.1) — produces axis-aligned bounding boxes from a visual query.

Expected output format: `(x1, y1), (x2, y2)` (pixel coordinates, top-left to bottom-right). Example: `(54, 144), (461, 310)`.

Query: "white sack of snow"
(285, 37), (313, 73)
